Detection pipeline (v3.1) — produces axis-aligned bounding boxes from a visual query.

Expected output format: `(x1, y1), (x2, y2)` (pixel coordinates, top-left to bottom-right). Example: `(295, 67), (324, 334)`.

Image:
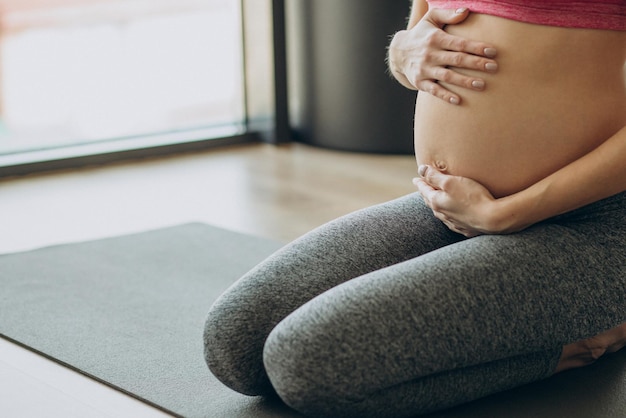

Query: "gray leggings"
(204, 192), (626, 417)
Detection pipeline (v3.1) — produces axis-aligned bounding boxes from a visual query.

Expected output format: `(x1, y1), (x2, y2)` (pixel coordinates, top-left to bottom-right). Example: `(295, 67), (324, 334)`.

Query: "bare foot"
(555, 322), (626, 373)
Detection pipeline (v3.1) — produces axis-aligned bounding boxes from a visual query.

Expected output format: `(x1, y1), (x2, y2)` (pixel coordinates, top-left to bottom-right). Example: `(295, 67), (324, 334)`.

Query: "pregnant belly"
(414, 87), (624, 198)
(413, 15), (626, 198)
(415, 93), (626, 197)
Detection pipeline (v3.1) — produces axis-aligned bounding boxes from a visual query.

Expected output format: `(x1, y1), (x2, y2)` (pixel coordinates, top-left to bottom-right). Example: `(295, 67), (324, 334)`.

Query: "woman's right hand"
(388, 8), (498, 105)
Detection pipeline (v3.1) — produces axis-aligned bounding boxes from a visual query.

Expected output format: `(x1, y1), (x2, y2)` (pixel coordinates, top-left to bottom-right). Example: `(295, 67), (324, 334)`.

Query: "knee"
(262, 320), (365, 417)
(203, 292), (273, 396)
(263, 325), (328, 416)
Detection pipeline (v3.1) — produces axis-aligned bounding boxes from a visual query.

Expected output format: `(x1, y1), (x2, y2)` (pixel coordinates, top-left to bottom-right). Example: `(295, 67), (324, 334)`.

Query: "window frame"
(0, 0), (289, 178)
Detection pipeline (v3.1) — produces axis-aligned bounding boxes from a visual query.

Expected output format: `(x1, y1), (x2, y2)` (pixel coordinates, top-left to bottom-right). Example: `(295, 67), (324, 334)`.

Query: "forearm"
(496, 125), (626, 232)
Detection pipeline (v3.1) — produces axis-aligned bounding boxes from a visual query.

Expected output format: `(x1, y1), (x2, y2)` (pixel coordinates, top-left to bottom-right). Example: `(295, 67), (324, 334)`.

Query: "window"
(0, 0), (263, 173)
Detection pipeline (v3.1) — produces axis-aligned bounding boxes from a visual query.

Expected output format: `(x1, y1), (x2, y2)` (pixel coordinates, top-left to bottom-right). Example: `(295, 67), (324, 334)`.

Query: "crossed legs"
(204, 193), (626, 417)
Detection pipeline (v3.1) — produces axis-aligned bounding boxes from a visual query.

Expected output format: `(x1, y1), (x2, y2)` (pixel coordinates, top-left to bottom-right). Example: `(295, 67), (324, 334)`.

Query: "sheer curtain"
(0, 0), (245, 155)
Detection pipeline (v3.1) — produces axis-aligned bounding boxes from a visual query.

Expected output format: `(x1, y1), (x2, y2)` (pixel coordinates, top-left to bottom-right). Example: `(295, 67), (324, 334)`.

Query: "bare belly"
(414, 14), (626, 198)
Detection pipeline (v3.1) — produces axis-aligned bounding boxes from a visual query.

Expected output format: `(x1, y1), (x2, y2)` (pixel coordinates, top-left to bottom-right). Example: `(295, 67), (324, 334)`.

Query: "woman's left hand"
(413, 165), (503, 237)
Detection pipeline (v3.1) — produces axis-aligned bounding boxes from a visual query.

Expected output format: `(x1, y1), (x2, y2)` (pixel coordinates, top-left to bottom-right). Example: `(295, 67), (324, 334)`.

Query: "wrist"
(490, 189), (544, 234)
(388, 31), (417, 90)
(488, 198), (522, 234)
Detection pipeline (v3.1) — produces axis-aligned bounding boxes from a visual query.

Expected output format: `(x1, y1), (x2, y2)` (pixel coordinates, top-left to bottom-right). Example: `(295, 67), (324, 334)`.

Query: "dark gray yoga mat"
(2, 223), (625, 418)
(0, 223), (303, 417)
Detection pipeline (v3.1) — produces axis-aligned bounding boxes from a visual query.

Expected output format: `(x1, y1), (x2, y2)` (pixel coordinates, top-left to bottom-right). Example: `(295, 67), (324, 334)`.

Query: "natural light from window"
(0, 0), (244, 156)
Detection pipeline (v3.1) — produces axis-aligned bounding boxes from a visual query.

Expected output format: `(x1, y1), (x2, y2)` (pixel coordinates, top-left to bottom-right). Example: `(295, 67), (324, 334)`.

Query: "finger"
(414, 177), (452, 217)
(434, 30), (497, 59)
(418, 165), (451, 191)
(443, 221), (478, 238)
(437, 216), (465, 236)
(460, 229), (480, 238)
(430, 66), (486, 91)
(413, 177), (434, 195)
(426, 7), (472, 28)
(412, 177), (439, 207)
(414, 80), (462, 105)
(433, 50), (498, 74)
(446, 222), (466, 235)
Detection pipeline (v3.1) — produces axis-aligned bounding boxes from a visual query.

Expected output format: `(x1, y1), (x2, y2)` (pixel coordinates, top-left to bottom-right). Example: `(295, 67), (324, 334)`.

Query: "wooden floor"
(0, 142), (416, 416)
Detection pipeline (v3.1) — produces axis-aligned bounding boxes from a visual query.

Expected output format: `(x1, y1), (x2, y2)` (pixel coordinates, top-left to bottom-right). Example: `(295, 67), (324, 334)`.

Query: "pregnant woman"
(204, 1), (626, 416)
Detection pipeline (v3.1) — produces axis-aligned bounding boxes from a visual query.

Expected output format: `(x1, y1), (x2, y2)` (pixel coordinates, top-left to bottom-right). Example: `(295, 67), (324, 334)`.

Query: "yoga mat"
(2, 223), (625, 417)
(0, 223), (303, 417)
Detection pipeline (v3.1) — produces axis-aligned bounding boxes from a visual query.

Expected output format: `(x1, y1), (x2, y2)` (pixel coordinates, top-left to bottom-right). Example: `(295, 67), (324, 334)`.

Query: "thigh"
(204, 193), (462, 394)
(210, 193), (462, 318)
(228, 192), (462, 312)
(263, 219), (626, 413)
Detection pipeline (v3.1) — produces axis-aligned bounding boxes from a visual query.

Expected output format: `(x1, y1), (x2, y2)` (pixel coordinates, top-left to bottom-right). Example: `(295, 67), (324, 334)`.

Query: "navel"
(435, 160), (448, 172)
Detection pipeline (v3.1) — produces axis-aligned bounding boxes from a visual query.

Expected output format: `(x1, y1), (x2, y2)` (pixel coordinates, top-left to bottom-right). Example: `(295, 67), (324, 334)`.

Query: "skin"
(388, 1), (626, 372)
(388, 7), (498, 105)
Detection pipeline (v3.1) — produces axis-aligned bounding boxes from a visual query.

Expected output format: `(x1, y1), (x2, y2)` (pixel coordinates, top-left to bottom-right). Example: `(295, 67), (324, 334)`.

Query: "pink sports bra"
(427, 0), (626, 30)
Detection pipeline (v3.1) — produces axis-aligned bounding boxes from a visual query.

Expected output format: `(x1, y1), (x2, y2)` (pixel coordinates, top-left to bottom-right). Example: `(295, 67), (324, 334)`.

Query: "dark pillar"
(287, 0), (416, 154)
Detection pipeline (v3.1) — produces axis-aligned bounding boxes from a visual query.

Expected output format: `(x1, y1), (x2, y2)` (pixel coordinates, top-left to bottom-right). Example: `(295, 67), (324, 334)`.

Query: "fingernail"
(418, 165), (428, 177)
(471, 80), (485, 89)
(484, 47), (497, 57)
(449, 96), (460, 105)
(412, 177), (420, 186)
(485, 62), (498, 71)
(455, 8), (467, 14)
